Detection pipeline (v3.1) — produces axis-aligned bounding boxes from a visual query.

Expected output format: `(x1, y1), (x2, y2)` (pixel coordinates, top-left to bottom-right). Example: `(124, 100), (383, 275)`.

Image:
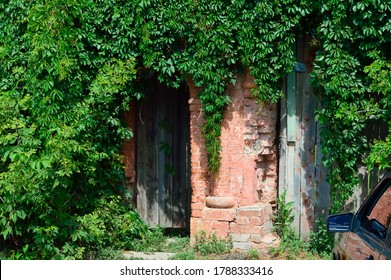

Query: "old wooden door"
(278, 35), (329, 238)
(279, 36), (388, 238)
(136, 82), (191, 229)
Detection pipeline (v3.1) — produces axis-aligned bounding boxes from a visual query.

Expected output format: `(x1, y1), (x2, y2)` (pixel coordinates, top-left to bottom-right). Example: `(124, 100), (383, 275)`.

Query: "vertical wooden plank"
(157, 85), (173, 227)
(172, 86), (191, 228)
(290, 41), (302, 233)
(280, 45), (300, 234)
(314, 99), (330, 218)
(287, 143), (300, 233)
(287, 71), (296, 144)
(298, 36), (317, 237)
(171, 87), (180, 227)
(137, 87), (159, 227)
(278, 78), (288, 197)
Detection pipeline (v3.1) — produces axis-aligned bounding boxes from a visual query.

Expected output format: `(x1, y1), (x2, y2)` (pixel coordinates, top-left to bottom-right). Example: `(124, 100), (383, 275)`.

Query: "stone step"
(123, 251), (175, 260)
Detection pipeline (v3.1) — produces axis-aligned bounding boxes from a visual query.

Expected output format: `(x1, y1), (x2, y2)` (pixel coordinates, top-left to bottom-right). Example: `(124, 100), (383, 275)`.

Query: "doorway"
(136, 82), (191, 229)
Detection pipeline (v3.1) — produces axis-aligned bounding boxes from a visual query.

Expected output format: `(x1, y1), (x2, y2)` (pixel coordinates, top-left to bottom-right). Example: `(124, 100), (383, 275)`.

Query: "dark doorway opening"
(136, 81), (191, 229)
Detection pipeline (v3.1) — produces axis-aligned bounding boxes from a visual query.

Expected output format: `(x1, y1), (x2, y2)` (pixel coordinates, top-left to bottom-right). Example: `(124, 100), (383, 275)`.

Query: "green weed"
(193, 231), (232, 256)
(271, 191), (332, 260)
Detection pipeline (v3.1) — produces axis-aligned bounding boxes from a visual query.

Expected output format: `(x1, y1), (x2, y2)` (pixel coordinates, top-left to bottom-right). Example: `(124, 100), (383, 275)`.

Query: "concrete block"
(233, 242), (254, 250)
(230, 234), (251, 242)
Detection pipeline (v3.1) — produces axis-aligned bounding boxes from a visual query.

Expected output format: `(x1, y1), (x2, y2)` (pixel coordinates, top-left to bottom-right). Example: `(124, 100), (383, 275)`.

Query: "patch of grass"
(246, 248), (260, 260)
(164, 236), (191, 253)
(129, 227), (168, 252)
(193, 231), (233, 256)
(86, 247), (127, 260)
(270, 191), (332, 260)
(169, 251), (195, 260)
(165, 231), (238, 260)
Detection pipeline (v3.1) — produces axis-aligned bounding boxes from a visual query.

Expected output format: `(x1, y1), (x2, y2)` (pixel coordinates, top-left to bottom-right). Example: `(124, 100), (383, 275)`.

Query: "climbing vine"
(0, 0), (389, 258)
(311, 0), (390, 212)
(136, 0), (312, 172)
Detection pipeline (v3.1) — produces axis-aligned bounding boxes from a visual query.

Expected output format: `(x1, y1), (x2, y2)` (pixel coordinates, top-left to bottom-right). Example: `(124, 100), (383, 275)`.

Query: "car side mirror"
(327, 213), (354, 232)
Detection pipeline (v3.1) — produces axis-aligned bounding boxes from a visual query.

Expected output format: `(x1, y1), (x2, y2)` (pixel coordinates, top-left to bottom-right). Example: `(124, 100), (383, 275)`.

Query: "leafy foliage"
(364, 60), (391, 171)
(135, 0), (312, 172)
(0, 0), (141, 258)
(272, 189), (295, 238)
(311, 0), (391, 212)
(272, 193), (332, 259)
(0, 0), (390, 258)
(309, 217), (334, 256)
(193, 231), (232, 256)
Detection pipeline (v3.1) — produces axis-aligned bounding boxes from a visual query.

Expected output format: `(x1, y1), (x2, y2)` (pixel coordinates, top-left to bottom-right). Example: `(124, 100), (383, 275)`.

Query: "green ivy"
(364, 60), (391, 171)
(311, 0), (390, 212)
(0, 0), (140, 258)
(1, 0), (390, 258)
(135, 0), (312, 171)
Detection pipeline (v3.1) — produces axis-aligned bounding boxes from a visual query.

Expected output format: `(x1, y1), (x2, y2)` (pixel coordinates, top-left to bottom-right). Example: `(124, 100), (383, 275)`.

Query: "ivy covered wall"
(0, 0), (390, 258)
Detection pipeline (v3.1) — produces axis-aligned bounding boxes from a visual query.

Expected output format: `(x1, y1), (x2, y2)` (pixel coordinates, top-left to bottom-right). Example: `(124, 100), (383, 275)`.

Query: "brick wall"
(187, 70), (279, 250)
(368, 186), (391, 228)
(123, 71), (280, 250)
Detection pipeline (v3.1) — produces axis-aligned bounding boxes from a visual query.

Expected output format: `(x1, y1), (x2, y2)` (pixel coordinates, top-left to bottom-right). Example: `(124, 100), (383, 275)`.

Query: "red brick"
(191, 210), (203, 218)
(236, 208), (261, 217)
(230, 222), (266, 235)
(249, 217), (263, 226)
(191, 202), (205, 211)
(186, 73), (278, 244)
(235, 216), (250, 225)
(211, 221), (230, 238)
(229, 222), (241, 234)
(202, 208), (236, 222)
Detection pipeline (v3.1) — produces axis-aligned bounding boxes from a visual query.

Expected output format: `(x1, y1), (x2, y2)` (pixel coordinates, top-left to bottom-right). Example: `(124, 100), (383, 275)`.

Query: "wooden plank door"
(136, 82), (191, 229)
(278, 35), (329, 238)
(279, 36), (389, 238)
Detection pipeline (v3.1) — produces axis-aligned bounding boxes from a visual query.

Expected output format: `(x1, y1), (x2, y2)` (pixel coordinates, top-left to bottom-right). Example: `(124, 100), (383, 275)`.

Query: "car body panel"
(328, 172), (391, 260)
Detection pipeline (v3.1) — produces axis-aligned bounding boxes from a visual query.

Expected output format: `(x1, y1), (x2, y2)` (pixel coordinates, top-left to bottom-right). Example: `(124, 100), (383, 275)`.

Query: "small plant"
(270, 190), (325, 260)
(193, 231), (232, 256)
(270, 231), (311, 260)
(169, 251), (195, 260)
(164, 236), (191, 253)
(309, 217), (334, 257)
(246, 248), (260, 260)
(129, 227), (168, 253)
(86, 247), (127, 260)
(272, 189), (295, 238)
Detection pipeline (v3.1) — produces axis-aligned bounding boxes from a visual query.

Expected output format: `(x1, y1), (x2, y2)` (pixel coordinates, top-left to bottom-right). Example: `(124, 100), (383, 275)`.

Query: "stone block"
(230, 234), (251, 242)
(205, 196), (236, 209)
(263, 221), (273, 233)
(261, 233), (280, 245)
(191, 202), (205, 211)
(250, 234), (263, 244)
(236, 206), (262, 217)
(199, 220), (230, 238)
(249, 217), (263, 226)
(233, 242), (254, 250)
(230, 222), (266, 235)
